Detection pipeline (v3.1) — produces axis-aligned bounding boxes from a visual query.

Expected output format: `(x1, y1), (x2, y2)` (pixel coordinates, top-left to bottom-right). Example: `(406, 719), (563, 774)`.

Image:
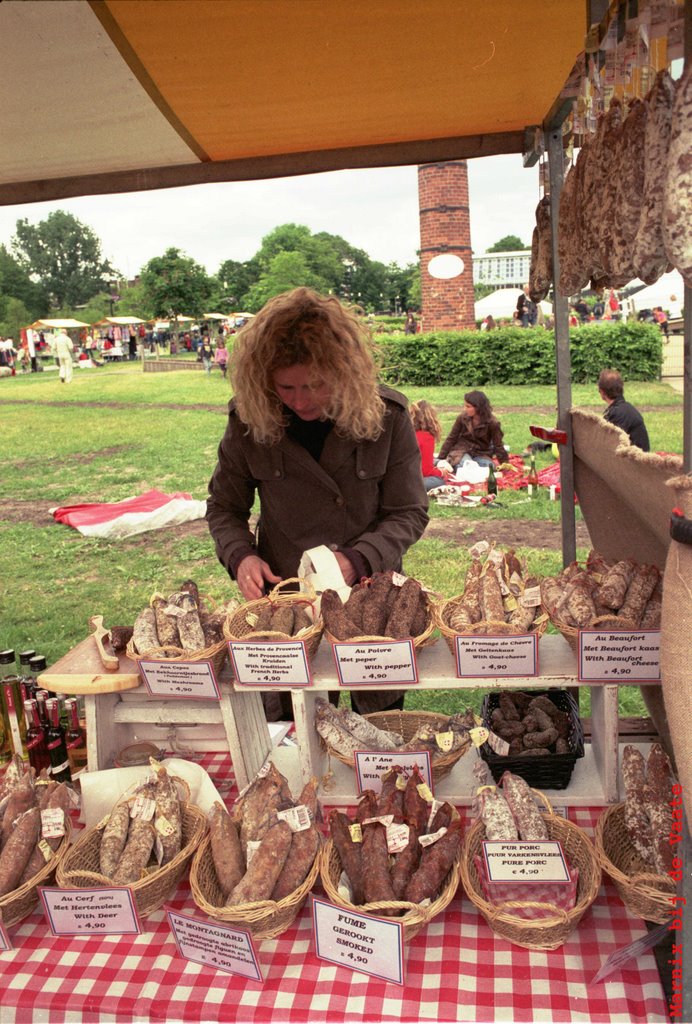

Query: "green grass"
(2, 363), (680, 717)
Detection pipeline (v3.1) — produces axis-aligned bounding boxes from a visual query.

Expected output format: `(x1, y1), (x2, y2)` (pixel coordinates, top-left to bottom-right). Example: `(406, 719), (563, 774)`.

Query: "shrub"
(376, 322), (662, 386)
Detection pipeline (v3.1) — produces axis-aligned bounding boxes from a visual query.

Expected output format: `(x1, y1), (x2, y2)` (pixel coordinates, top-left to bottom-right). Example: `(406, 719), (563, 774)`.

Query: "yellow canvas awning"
(0, 0), (585, 206)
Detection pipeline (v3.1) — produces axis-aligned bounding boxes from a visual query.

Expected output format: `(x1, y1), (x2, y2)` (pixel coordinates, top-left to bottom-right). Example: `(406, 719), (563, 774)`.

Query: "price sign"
(312, 898), (404, 985)
(228, 641), (312, 687)
(167, 909), (262, 980)
(482, 841), (570, 883)
(40, 887), (141, 935)
(590, 922), (670, 986)
(578, 630), (661, 683)
(332, 641), (417, 687)
(139, 659), (220, 699)
(455, 634), (538, 678)
(354, 751), (433, 794)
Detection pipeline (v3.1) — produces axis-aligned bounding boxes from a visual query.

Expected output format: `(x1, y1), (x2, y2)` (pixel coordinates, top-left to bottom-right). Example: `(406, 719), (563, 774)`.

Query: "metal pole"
(546, 127), (577, 566)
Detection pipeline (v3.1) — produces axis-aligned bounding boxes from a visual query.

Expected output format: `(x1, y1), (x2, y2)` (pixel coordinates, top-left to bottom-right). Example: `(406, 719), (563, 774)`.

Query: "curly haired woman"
(206, 288), (428, 712)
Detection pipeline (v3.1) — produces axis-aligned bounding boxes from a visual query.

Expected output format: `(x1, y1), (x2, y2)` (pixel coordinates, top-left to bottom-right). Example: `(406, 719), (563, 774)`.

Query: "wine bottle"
(45, 697), (72, 783)
(24, 698), (50, 773)
(486, 462), (498, 497)
(65, 697), (87, 775)
(527, 453), (539, 496)
(1, 650), (28, 759)
(18, 649), (37, 702)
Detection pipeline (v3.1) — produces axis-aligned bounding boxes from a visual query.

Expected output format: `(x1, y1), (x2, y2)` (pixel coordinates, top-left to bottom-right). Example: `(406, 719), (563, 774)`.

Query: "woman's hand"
(334, 551), (358, 586)
(236, 555), (282, 601)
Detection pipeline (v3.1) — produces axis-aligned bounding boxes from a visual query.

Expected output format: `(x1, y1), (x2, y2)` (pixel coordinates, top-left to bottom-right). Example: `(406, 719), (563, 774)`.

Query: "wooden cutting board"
(38, 636), (142, 695)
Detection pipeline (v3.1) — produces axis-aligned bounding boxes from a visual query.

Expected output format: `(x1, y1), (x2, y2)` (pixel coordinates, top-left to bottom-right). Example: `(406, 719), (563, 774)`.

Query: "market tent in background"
(627, 270), (686, 312)
(27, 318), (91, 329)
(93, 316), (146, 326)
(474, 288), (552, 321)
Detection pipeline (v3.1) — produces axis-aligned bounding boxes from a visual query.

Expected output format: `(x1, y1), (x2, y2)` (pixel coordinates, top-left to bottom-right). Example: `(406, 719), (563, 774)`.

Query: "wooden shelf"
(40, 632), (624, 804)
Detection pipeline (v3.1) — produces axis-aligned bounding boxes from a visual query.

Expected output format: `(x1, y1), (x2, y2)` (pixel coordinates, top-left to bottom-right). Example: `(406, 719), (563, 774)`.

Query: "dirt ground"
(1, 498), (591, 551)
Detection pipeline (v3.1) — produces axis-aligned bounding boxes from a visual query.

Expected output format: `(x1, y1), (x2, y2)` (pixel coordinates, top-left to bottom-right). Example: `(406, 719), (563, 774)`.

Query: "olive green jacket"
(206, 385), (429, 583)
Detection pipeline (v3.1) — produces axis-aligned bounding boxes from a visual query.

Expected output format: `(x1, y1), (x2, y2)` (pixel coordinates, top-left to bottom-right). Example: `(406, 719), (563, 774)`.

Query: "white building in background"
(472, 250), (531, 288)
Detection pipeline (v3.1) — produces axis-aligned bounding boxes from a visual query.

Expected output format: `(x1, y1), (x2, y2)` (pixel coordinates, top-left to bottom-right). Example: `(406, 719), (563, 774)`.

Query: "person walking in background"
(404, 310), (417, 334)
(653, 306), (669, 338)
(437, 390), (508, 469)
(410, 400), (453, 491)
(53, 329), (74, 384)
(480, 314), (496, 331)
(214, 338), (228, 377)
(199, 333), (214, 374)
(598, 368), (650, 451)
(516, 285), (537, 327)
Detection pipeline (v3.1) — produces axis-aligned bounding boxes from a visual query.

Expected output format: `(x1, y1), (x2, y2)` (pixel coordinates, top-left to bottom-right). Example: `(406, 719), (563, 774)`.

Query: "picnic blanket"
(50, 488), (207, 539)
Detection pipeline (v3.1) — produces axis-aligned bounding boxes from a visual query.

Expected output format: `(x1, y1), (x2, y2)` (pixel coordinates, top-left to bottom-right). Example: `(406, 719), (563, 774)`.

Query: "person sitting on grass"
(409, 400), (454, 491)
(437, 390), (508, 470)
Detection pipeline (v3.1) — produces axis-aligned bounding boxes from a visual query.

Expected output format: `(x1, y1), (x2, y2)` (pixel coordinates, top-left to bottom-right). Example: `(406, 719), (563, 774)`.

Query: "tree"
(216, 259), (256, 309)
(11, 210), (113, 308)
(139, 247), (213, 317)
(244, 251), (324, 310)
(0, 296), (32, 341)
(486, 234), (529, 252)
(0, 244), (50, 321)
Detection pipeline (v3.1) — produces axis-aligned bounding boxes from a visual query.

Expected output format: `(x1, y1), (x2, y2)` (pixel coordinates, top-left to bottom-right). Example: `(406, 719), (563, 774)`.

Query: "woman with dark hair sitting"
(437, 390), (508, 470)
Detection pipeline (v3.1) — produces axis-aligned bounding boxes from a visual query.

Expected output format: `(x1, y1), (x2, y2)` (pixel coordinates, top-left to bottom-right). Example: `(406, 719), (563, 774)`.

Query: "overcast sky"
(0, 154), (539, 281)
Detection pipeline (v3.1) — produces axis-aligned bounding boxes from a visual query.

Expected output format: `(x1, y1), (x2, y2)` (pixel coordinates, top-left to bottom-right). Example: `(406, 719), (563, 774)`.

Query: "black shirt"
(603, 396), (650, 452)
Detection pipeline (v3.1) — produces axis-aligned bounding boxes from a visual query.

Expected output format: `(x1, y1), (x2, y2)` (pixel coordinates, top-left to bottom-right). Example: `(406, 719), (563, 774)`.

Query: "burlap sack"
(571, 409), (683, 761)
(571, 409), (682, 566)
(661, 474), (692, 823)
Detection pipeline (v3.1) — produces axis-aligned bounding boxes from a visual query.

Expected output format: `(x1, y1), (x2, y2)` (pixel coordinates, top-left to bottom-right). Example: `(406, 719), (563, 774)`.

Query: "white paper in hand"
(298, 544), (351, 612)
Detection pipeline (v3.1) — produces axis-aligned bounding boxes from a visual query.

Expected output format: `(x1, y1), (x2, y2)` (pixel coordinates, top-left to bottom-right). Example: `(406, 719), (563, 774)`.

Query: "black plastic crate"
(479, 689), (585, 790)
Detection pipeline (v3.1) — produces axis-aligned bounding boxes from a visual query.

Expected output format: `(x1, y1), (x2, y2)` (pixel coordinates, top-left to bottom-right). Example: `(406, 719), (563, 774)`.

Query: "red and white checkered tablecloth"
(0, 753), (670, 1023)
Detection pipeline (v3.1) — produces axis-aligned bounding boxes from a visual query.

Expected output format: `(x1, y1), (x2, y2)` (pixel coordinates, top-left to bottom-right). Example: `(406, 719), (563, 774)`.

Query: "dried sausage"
(271, 825), (320, 900)
(329, 810), (365, 905)
(99, 801), (131, 878)
(0, 807), (40, 896)
(226, 820), (293, 905)
(500, 772), (548, 841)
(209, 802), (245, 898)
(404, 819), (462, 904)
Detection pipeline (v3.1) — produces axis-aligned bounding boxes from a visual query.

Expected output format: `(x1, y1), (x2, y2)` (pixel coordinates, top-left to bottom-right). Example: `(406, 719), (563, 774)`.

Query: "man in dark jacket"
(598, 369), (650, 451)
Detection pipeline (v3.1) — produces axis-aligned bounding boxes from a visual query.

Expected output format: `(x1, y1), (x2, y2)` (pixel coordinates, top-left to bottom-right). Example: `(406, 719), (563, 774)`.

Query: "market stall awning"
(28, 318), (91, 329)
(96, 315), (146, 325)
(0, 0), (585, 206)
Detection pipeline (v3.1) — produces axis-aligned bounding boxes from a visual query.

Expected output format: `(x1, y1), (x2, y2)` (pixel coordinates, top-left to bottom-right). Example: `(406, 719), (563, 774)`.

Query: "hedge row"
(376, 322), (662, 387)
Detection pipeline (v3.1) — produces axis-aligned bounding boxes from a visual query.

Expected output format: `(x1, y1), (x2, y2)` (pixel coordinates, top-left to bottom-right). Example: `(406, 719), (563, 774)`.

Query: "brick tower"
(418, 161), (476, 331)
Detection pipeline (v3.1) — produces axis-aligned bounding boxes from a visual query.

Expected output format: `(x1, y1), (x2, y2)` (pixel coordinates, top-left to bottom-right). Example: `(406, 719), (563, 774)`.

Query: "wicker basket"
(189, 830), (321, 940)
(539, 580), (637, 655)
(224, 578), (324, 665)
(324, 709), (472, 782)
(322, 583), (438, 651)
(320, 830), (461, 942)
(460, 791), (601, 950)
(0, 818), (72, 929)
(479, 689), (585, 789)
(56, 803), (206, 918)
(595, 803), (675, 924)
(433, 595), (547, 659)
(126, 595), (235, 676)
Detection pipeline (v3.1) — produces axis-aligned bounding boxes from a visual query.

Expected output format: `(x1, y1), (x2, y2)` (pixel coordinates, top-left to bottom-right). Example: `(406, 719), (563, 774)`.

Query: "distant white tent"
(627, 270), (685, 313)
(474, 288), (551, 321)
